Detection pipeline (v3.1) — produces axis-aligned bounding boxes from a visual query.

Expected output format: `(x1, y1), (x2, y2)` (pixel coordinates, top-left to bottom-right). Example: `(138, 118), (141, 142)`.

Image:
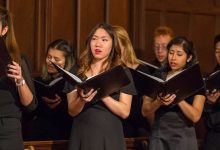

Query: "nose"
(46, 57), (54, 64)
(95, 39), (102, 47)
(170, 53), (177, 60)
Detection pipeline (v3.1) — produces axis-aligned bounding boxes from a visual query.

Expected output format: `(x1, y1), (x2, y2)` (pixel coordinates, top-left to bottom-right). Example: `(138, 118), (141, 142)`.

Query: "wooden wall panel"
(46, 0), (76, 43)
(107, 0), (130, 30)
(191, 15), (216, 74)
(77, 0), (105, 54)
(8, 0), (36, 69)
(0, 0), (5, 6)
(131, 0), (220, 74)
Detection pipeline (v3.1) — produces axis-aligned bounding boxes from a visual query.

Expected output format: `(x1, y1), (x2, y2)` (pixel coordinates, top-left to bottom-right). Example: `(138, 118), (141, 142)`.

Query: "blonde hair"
(113, 25), (140, 66)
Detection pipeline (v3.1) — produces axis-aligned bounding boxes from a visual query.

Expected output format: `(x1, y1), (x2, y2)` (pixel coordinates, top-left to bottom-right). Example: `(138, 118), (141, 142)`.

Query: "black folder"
(130, 62), (205, 104)
(33, 77), (65, 99)
(138, 59), (160, 75)
(0, 36), (12, 78)
(51, 62), (131, 101)
(204, 70), (220, 93)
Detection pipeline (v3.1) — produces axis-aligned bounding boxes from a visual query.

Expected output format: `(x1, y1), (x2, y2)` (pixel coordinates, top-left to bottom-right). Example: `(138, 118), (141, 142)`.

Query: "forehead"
(48, 48), (65, 57)
(93, 28), (111, 38)
(169, 45), (185, 52)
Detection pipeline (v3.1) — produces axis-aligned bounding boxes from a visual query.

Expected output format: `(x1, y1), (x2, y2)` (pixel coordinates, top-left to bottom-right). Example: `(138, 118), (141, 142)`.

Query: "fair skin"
(43, 48), (66, 109)
(67, 28), (132, 119)
(207, 41), (220, 103)
(142, 44), (205, 123)
(154, 35), (172, 66)
(0, 23), (33, 106)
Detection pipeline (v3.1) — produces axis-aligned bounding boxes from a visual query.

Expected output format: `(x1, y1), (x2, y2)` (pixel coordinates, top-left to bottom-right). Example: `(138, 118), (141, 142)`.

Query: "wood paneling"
(8, 0), (36, 69)
(131, 0), (220, 74)
(24, 138), (148, 150)
(77, 0), (105, 54)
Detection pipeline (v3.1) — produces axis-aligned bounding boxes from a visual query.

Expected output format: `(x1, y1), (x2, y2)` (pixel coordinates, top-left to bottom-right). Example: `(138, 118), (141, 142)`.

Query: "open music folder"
(204, 69), (220, 93)
(130, 62), (205, 104)
(51, 62), (131, 102)
(33, 77), (65, 99)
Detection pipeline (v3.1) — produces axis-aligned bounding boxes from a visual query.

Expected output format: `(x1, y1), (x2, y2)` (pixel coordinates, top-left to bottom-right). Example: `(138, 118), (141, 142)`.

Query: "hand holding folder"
(51, 61), (131, 102)
(130, 62), (205, 104)
(204, 70), (220, 94)
(33, 77), (65, 99)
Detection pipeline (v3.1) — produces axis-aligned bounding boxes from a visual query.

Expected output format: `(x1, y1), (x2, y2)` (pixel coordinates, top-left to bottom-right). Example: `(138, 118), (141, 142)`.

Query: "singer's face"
(215, 41), (220, 65)
(154, 35), (172, 65)
(168, 45), (188, 72)
(46, 48), (66, 74)
(90, 28), (113, 61)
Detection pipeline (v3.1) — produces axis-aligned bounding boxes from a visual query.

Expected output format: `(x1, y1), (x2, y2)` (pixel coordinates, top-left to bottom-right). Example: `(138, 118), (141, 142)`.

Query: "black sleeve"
(21, 57), (38, 112)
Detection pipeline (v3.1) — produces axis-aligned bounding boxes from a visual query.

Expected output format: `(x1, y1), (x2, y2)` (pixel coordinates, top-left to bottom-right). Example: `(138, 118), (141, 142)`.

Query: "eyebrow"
(93, 34), (110, 39)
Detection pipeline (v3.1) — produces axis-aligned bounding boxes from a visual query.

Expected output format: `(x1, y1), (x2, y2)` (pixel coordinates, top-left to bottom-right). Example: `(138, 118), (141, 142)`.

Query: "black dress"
(203, 64), (220, 150)
(122, 64), (151, 137)
(23, 77), (72, 140)
(64, 67), (136, 150)
(0, 58), (37, 150)
(149, 72), (205, 150)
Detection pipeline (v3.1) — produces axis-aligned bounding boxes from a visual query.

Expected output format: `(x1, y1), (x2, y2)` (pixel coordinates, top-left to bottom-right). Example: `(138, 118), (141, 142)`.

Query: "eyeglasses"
(154, 44), (167, 51)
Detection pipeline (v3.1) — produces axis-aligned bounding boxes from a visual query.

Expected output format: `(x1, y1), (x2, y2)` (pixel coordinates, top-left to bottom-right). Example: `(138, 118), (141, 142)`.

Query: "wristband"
(16, 79), (25, 86)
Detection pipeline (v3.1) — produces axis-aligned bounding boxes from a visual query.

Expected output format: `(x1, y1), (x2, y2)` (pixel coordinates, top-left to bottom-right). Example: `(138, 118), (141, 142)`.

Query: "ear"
(1, 26), (8, 36)
(187, 55), (192, 62)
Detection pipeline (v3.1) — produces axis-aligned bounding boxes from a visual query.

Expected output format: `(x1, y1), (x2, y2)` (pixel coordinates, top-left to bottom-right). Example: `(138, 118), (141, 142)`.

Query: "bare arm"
(67, 88), (97, 117)
(142, 94), (176, 125)
(7, 61), (33, 106)
(102, 93), (132, 119)
(178, 95), (206, 123)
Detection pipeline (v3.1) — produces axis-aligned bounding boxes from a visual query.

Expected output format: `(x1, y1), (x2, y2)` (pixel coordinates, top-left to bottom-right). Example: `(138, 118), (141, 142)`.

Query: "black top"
(149, 67), (205, 150)
(64, 66), (136, 150)
(0, 57), (37, 118)
(122, 64), (151, 137)
(204, 64), (220, 130)
(23, 75), (72, 140)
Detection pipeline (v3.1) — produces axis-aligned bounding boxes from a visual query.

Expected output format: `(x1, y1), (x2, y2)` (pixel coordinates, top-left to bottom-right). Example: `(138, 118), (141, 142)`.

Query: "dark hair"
(214, 34), (220, 46)
(163, 36), (197, 72)
(78, 22), (121, 76)
(42, 39), (75, 80)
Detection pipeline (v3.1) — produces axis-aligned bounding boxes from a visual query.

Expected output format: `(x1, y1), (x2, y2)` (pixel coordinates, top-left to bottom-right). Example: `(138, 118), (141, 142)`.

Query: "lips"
(95, 49), (102, 54)
(170, 62), (177, 67)
(47, 65), (55, 71)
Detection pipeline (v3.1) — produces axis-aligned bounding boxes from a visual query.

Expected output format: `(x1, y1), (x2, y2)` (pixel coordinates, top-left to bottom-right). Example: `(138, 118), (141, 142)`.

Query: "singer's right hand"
(77, 88), (98, 102)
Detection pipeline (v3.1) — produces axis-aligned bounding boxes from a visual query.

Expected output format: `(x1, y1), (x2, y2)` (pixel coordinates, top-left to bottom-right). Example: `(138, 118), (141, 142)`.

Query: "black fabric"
(148, 71), (205, 150)
(0, 57), (37, 149)
(23, 76), (72, 140)
(203, 64), (220, 150)
(64, 66), (136, 150)
(123, 64), (151, 137)
(0, 118), (24, 150)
